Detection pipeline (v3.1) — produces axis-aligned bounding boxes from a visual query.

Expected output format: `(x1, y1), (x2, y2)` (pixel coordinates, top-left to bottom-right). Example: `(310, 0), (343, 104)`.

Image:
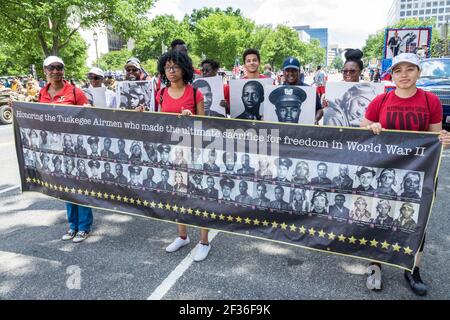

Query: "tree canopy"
(1, 3), (327, 77)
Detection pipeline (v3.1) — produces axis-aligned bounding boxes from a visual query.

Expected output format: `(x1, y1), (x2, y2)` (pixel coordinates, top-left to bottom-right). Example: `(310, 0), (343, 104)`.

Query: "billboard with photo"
(383, 27), (432, 60)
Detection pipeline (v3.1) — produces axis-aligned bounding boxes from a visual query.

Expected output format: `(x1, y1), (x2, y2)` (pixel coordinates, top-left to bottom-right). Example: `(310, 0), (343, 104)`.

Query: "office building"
(293, 25), (329, 65)
(388, 0), (450, 28)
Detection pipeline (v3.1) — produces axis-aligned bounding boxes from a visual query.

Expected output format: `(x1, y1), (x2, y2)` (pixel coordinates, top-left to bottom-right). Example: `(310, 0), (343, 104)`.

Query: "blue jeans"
(66, 203), (93, 232)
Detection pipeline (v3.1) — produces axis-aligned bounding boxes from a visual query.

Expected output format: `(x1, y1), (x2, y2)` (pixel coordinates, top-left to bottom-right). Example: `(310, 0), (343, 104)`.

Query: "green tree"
(331, 55), (344, 71)
(186, 7), (242, 31)
(0, 0), (155, 57)
(304, 39), (326, 68)
(0, 32), (88, 79)
(259, 25), (318, 70)
(133, 15), (191, 61)
(192, 13), (256, 69)
(97, 49), (133, 71)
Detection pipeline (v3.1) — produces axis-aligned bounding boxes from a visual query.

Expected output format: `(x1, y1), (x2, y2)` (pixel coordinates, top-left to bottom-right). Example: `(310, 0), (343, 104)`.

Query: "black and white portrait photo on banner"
(229, 78), (274, 120)
(193, 76), (226, 117)
(384, 27), (432, 59)
(116, 80), (154, 111)
(82, 87), (107, 108)
(323, 82), (385, 127)
(263, 85), (317, 125)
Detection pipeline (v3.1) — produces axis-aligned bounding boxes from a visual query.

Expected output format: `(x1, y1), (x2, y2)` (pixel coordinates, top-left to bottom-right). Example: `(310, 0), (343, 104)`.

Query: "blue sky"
(150, 0), (393, 49)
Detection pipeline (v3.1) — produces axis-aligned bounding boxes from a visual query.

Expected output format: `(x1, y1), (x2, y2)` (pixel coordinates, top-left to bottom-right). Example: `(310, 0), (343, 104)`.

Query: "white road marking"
(0, 141), (14, 147)
(0, 185), (20, 194)
(147, 230), (219, 300)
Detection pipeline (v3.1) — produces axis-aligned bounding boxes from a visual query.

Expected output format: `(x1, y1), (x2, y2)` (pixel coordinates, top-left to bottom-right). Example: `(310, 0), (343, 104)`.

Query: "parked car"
(417, 58), (450, 129)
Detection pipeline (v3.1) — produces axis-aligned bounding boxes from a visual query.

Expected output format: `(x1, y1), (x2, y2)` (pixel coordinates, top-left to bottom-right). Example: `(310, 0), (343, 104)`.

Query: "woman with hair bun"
(320, 49), (365, 119)
(342, 49), (364, 82)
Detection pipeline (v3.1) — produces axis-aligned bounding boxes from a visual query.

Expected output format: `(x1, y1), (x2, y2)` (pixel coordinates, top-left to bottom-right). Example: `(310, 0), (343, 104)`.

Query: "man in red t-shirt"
(38, 56), (92, 244)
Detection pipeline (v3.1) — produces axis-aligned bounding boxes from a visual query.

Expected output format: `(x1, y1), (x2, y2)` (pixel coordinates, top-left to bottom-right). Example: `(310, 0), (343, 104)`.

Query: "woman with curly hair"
(155, 50), (210, 262)
(156, 50), (204, 116)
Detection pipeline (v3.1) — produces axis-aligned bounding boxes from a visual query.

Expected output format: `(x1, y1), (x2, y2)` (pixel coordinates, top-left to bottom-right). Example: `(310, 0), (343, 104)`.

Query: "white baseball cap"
(391, 53), (421, 71)
(43, 56), (65, 68)
(88, 67), (105, 77)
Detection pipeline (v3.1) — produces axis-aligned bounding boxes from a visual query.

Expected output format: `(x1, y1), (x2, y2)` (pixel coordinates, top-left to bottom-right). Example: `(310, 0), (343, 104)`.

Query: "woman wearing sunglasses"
(319, 49), (365, 123)
(85, 67), (116, 108)
(38, 56), (93, 243)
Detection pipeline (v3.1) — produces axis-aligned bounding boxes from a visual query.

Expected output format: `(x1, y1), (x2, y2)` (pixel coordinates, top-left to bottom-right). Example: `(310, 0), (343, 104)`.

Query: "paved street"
(0, 122), (449, 300)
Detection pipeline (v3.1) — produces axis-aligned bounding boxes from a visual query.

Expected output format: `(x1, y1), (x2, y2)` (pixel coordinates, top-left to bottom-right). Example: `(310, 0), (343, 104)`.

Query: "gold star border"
(24, 177), (415, 256)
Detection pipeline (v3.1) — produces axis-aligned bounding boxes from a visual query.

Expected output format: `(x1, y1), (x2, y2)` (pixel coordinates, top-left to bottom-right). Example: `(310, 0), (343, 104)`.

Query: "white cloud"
(149, 0), (393, 48)
(149, 0), (185, 20)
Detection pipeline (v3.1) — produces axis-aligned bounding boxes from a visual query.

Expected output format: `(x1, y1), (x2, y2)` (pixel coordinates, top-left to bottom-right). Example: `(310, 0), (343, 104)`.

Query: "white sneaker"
(166, 236), (190, 253)
(72, 231), (90, 243)
(62, 229), (77, 241)
(193, 243), (211, 262)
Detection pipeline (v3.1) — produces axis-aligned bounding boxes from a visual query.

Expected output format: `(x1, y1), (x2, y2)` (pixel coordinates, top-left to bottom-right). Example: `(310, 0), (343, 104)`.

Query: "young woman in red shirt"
(362, 53), (450, 296)
(156, 50), (212, 262)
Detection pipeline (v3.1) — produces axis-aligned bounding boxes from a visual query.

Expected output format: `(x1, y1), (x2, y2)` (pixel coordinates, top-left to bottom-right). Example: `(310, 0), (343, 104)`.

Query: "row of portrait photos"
(23, 149), (420, 233)
(21, 128), (425, 203)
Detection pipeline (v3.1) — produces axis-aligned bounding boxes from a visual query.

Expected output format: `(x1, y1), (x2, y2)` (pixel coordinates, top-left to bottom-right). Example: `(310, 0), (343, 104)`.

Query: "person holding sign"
(321, 49), (371, 126)
(85, 67), (116, 108)
(269, 86), (307, 124)
(38, 56), (92, 244)
(156, 50), (211, 262)
(281, 57), (323, 123)
(362, 52), (450, 296)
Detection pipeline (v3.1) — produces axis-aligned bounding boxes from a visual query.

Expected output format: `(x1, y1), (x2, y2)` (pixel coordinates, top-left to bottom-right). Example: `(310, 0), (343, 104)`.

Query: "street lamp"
(93, 31), (99, 67)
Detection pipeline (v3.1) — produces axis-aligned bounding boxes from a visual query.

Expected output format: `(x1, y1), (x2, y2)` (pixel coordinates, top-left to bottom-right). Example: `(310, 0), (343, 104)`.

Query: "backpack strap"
(193, 87), (197, 114)
(159, 87), (166, 109)
(73, 86), (77, 105)
(380, 90), (391, 109)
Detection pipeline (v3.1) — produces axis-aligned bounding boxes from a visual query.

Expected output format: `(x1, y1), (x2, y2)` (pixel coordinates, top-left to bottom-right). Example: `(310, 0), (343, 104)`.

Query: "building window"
(107, 29), (127, 52)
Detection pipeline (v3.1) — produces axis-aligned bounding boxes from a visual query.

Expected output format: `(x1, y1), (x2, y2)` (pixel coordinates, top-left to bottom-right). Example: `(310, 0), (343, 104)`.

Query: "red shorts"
(316, 86), (325, 96)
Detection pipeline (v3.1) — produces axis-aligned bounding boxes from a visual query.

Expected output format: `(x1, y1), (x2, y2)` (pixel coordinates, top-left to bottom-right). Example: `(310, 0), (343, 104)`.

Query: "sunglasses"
(126, 68), (139, 73)
(342, 69), (358, 75)
(88, 75), (103, 80)
(46, 65), (64, 71)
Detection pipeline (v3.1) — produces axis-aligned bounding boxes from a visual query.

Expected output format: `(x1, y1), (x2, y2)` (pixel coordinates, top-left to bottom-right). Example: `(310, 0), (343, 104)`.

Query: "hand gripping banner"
(13, 102), (443, 271)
